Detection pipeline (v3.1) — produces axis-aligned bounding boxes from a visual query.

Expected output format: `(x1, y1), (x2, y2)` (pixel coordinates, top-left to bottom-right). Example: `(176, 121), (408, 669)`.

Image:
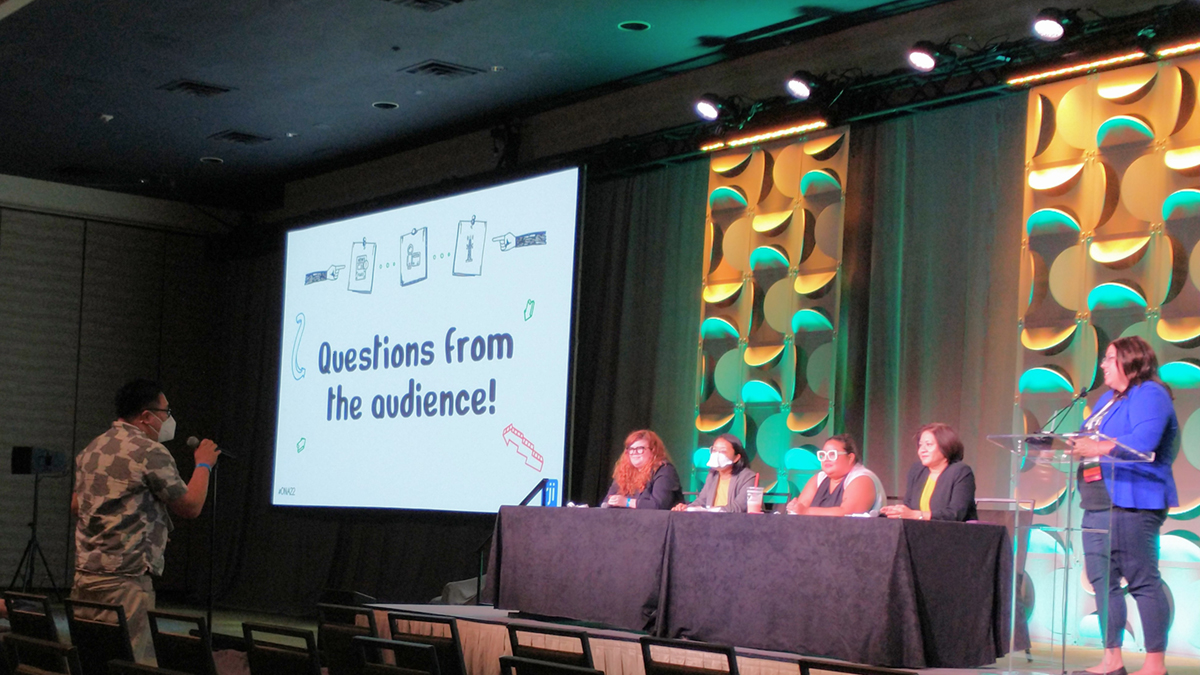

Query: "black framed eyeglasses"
(145, 407), (172, 417)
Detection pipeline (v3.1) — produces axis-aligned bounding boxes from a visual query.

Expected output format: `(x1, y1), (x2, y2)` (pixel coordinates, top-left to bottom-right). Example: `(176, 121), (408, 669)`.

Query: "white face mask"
(706, 451), (734, 469)
(155, 415), (177, 443)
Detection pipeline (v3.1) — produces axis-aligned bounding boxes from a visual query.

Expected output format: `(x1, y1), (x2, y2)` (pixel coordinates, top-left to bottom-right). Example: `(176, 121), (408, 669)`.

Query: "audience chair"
(507, 625), (593, 668)
(499, 655), (603, 675)
(2, 633), (83, 675)
(385, 612), (466, 675)
(63, 599), (135, 675)
(242, 622), (321, 675)
(107, 662), (194, 675)
(353, 636), (440, 675)
(639, 636), (739, 675)
(318, 603), (380, 675)
(146, 611), (217, 675)
(2, 592), (59, 643)
(3, 593), (62, 672)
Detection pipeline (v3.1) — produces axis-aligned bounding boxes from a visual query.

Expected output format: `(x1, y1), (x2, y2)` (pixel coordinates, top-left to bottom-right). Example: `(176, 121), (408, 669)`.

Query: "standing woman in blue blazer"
(1072, 336), (1178, 675)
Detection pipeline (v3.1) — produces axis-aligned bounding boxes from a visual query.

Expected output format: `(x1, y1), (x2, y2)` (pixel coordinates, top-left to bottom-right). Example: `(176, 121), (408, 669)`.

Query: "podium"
(986, 432), (1152, 674)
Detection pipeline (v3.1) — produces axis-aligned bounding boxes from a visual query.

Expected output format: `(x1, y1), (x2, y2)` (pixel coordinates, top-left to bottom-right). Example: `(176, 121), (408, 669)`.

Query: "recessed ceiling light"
(199, 156), (224, 164)
(618, 21), (651, 32)
(373, 101), (399, 110)
(490, 65), (505, 72)
(286, 132), (300, 138)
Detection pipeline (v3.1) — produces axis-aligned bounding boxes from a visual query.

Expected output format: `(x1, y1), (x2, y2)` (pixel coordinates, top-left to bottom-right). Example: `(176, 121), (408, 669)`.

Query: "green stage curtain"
(571, 161), (709, 505)
(840, 95), (1027, 499)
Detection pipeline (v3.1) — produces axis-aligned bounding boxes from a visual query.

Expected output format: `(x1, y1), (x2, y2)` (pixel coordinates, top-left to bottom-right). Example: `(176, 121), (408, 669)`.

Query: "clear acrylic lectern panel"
(986, 432), (1152, 675)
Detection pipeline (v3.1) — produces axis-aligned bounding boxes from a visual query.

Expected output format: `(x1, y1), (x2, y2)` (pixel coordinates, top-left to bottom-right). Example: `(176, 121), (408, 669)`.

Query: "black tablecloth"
(486, 507), (1015, 668)
(486, 507), (671, 632)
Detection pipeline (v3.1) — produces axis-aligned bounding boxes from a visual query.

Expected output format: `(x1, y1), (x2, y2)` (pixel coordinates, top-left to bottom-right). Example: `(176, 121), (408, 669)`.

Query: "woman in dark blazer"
(600, 429), (682, 509)
(880, 422), (977, 521)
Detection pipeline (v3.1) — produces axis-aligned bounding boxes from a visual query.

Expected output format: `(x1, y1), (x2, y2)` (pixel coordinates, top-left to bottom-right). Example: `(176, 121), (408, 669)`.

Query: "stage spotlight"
(1033, 8), (1079, 42)
(695, 93), (728, 121)
(786, 70), (820, 100)
(907, 41), (943, 72)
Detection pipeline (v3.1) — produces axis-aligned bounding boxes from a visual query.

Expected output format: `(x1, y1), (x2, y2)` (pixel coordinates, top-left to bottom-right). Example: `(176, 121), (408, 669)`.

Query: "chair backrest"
(867, 472), (887, 516)
(385, 612), (465, 675)
(354, 636), (441, 675)
(63, 599), (135, 675)
(318, 603), (379, 675)
(107, 661), (195, 675)
(146, 611), (217, 675)
(499, 656), (604, 675)
(2, 592), (59, 643)
(242, 622), (321, 675)
(507, 625), (593, 668)
(3, 633), (83, 675)
(974, 498), (1035, 571)
(639, 636), (739, 675)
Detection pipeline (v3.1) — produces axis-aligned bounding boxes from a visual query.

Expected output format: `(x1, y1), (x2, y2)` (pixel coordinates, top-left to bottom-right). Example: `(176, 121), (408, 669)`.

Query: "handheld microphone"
(187, 436), (238, 460)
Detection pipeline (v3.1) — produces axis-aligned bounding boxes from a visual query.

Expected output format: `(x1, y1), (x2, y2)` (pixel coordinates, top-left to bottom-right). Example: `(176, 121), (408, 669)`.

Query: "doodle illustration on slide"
(400, 227), (428, 286)
(291, 313), (306, 381)
(492, 231), (547, 252)
(453, 216), (486, 276)
(502, 424), (543, 472)
(348, 238), (377, 293)
(304, 264), (345, 285)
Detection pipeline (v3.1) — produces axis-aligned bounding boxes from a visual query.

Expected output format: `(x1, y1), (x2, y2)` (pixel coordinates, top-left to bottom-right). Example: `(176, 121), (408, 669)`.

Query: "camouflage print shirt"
(75, 421), (188, 576)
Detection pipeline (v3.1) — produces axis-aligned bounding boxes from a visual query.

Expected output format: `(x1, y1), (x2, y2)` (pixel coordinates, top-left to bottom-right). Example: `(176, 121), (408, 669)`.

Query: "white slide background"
(272, 168), (579, 511)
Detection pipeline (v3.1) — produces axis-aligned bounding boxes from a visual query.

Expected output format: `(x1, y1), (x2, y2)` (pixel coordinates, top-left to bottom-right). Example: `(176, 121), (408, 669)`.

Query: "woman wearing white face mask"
(601, 429), (682, 509)
(673, 434), (756, 512)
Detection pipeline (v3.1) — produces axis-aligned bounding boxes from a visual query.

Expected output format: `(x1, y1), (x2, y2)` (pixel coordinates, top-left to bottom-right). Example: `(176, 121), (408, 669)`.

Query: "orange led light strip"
(1158, 41), (1200, 58)
(701, 120), (828, 152)
(1006, 51), (1146, 86)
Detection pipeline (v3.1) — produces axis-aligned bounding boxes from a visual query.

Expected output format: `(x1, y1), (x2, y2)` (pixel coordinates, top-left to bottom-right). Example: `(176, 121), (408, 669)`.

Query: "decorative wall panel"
(1020, 59), (1200, 655)
(695, 130), (849, 500)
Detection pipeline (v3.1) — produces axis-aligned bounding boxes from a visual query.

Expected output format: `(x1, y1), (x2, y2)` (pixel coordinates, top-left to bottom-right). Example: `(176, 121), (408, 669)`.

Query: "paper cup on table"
(746, 487), (764, 513)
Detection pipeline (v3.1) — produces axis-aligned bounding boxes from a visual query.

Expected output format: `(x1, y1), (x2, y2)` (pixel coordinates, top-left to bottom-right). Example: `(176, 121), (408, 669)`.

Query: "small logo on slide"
(502, 424), (543, 472)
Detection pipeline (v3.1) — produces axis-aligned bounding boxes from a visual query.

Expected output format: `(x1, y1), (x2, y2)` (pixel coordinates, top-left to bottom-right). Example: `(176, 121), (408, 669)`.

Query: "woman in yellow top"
(673, 434), (756, 513)
(881, 422), (977, 521)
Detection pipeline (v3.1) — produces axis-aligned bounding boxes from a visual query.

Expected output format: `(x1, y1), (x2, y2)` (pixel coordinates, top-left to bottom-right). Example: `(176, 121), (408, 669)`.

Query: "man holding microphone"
(71, 379), (220, 664)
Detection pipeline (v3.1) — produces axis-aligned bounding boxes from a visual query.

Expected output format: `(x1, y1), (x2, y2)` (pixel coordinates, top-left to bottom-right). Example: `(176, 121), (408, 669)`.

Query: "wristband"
(196, 463), (213, 472)
(626, 497), (633, 508)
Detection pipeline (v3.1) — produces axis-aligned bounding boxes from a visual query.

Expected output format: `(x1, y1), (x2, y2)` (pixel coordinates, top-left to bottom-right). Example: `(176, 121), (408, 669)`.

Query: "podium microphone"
(186, 436), (238, 461)
(1046, 387), (1088, 434)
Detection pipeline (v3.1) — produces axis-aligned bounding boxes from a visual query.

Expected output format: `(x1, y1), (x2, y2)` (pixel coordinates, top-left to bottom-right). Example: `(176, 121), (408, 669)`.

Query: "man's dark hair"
(116, 379), (163, 420)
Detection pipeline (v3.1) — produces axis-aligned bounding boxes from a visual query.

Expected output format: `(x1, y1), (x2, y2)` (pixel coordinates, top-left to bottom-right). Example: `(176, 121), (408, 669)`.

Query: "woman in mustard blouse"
(881, 422), (977, 521)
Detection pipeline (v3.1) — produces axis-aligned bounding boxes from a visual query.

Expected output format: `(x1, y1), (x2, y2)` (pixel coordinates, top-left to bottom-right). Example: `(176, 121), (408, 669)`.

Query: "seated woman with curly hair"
(600, 429), (682, 509)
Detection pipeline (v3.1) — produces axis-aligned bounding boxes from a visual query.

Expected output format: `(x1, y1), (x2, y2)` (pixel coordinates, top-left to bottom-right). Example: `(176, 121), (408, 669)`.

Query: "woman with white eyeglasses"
(672, 434), (757, 512)
(785, 434), (884, 516)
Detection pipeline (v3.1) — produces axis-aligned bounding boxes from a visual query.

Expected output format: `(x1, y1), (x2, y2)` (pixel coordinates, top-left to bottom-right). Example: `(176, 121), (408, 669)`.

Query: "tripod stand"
(8, 472), (62, 597)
